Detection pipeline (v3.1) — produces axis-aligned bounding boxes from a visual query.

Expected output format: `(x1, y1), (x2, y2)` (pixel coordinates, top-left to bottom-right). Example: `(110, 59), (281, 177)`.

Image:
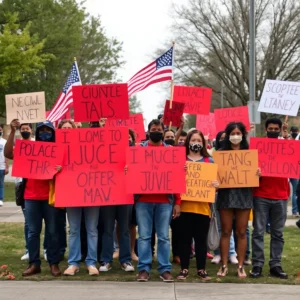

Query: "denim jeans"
(22, 208), (29, 251)
(25, 200), (60, 266)
(252, 197), (287, 268)
(67, 207), (100, 267)
(101, 205), (132, 264)
(290, 179), (299, 214)
(136, 202), (173, 274)
(0, 169), (5, 201)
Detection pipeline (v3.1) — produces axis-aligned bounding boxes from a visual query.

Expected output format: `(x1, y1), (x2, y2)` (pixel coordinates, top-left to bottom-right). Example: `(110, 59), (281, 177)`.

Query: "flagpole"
(169, 42), (175, 130)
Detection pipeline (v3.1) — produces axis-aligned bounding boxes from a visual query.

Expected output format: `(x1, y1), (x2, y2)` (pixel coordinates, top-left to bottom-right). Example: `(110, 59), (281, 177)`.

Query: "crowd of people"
(0, 115), (298, 282)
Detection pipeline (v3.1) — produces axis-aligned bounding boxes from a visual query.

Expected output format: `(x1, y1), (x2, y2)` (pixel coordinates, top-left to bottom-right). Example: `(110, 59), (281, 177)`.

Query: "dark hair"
(215, 131), (225, 150)
(0, 124), (3, 129)
(290, 126), (299, 133)
(129, 128), (136, 145)
(157, 114), (163, 120)
(222, 122), (249, 150)
(148, 119), (163, 131)
(20, 123), (33, 130)
(180, 130), (187, 137)
(265, 118), (282, 130)
(164, 129), (175, 134)
(184, 129), (211, 157)
(58, 119), (76, 129)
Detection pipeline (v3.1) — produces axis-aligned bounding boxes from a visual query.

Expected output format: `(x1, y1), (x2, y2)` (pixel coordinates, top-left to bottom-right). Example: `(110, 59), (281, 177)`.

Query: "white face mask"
(229, 135), (242, 145)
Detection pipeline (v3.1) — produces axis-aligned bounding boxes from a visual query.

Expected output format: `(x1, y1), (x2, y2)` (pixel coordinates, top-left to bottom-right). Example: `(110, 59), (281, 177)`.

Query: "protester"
(177, 129), (219, 281)
(0, 124), (9, 207)
(251, 118), (289, 279)
(133, 119), (181, 282)
(216, 122), (261, 278)
(163, 130), (176, 146)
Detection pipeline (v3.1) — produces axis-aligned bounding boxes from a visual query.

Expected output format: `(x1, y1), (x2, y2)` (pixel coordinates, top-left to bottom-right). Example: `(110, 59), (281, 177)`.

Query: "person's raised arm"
(175, 116), (185, 145)
(4, 119), (20, 160)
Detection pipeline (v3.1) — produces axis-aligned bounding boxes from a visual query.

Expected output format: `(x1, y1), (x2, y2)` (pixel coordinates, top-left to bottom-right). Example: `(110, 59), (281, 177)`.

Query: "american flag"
(128, 47), (173, 97)
(47, 61), (81, 123)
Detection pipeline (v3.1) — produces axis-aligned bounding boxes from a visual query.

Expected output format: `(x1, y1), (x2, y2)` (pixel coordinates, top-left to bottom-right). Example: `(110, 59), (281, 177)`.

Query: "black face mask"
(21, 131), (31, 140)
(129, 141), (134, 146)
(149, 131), (163, 143)
(164, 139), (175, 146)
(267, 131), (280, 139)
(218, 140), (225, 149)
(291, 132), (298, 139)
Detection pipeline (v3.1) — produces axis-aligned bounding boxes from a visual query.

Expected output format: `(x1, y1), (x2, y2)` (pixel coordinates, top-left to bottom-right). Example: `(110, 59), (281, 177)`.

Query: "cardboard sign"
(250, 138), (300, 179)
(126, 146), (186, 194)
(258, 79), (300, 116)
(105, 114), (146, 142)
(5, 92), (46, 124)
(163, 100), (185, 127)
(72, 83), (129, 122)
(196, 113), (216, 139)
(214, 106), (250, 132)
(173, 85), (212, 115)
(55, 127), (133, 207)
(181, 162), (218, 203)
(12, 140), (64, 180)
(213, 150), (259, 188)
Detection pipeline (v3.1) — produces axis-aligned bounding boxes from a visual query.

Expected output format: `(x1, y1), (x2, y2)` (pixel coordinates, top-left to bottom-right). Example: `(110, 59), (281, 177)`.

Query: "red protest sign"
(55, 127), (133, 207)
(173, 85), (212, 115)
(163, 100), (185, 127)
(196, 113), (216, 139)
(105, 114), (146, 142)
(250, 137), (300, 179)
(126, 146), (186, 194)
(214, 106), (250, 132)
(72, 83), (129, 122)
(12, 140), (64, 180)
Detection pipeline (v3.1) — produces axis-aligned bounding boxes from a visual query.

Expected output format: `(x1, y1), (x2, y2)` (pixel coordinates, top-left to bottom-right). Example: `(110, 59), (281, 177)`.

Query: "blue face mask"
(39, 131), (52, 141)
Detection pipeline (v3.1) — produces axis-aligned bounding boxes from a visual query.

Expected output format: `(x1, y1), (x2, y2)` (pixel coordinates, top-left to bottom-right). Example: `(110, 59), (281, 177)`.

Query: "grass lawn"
(0, 223), (300, 284)
(4, 183), (15, 202)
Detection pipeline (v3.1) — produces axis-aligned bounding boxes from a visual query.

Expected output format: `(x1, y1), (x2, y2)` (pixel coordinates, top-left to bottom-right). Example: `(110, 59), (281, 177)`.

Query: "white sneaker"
(229, 255), (238, 265)
(44, 250), (47, 261)
(99, 262), (112, 272)
(211, 255), (221, 264)
(0, 200), (3, 207)
(21, 252), (29, 261)
(244, 257), (252, 266)
(121, 262), (135, 272)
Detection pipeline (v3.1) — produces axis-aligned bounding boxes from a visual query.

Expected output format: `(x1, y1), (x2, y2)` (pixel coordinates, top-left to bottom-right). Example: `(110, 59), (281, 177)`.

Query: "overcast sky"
(84, 0), (187, 126)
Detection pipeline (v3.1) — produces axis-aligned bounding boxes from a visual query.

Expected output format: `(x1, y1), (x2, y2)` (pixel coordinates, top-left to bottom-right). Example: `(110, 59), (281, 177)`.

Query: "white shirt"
(0, 138), (7, 170)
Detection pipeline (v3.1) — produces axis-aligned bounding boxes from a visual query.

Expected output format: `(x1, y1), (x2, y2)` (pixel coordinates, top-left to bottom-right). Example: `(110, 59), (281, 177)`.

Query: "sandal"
(217, 265), (228, 277)
(237, 266), (247, 278)
(177, 269), (189, 280)
(197, 269), (211, 281)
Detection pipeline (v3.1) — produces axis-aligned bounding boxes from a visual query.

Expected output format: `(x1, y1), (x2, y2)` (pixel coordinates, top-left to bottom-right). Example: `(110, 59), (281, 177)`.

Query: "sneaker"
(43, 250), (47, 262)
(229, 255), (238, 265)
(121, 262), (134, 272)
(21, 252), (29, 261)
(244, 257), (252, 266)
(250, 266), (262, 278)
(160, 271), (174, 282)
(270, 266), (288, 279)
(197, 269), (211, 281)
(206, 252), (213, 259)
(211, 255), (221, 264)
(296, 220), (300, 229)
(87, 265), (99, 276)
(63, 265), (79, 276)
(292, 213), (299, 218)
(99, 262), (112, 272)
(0, 200), (3, 207)
(137, 270), (149, 282)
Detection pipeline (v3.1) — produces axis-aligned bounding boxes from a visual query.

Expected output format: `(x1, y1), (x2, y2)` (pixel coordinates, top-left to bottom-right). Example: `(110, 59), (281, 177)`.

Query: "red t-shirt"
(253, 176), (290, 200)
(138, 142), (181, 205)
(24, 179), (50, 201)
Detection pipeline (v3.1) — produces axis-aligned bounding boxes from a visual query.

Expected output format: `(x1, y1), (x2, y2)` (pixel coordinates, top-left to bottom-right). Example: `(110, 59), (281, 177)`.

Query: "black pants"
(171, 218), (180, 257)
(178, 212), (210, 270)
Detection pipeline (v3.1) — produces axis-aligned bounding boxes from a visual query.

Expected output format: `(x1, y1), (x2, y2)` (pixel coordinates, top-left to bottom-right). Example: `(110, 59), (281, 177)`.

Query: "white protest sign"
(5, 92), (46, 124)
(258, 79), (300, 116)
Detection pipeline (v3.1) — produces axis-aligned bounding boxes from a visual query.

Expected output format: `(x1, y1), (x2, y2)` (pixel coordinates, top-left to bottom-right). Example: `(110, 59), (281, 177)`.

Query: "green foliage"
(129, 95), (142, 114)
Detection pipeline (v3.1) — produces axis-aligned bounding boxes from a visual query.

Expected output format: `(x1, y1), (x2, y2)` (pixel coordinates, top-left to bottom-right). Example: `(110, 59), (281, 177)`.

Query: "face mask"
(189, 143), (203, 153)
(291, 132), (298, 139)
(39, 132), (53, 141)
(218, 140), (225, 149)
(178, 141), (185, 146)
(129, 141), (134, 146)
(21, 131), (31, 140)
(267, 131), (280, 139)
(149, 131), (163, 143)
(164, 139), (175, 146)
(229, 135), (242, 145)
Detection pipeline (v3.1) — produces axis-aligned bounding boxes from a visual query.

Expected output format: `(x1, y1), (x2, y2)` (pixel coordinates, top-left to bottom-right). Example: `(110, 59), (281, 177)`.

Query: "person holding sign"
(216, 122), (261, 279)
(4, 120), (62, 277)
(176, 129), (219, 281)
(134, 119), (181, 283)
(0, 125), (9, 207)
(251, 118), (290, 280)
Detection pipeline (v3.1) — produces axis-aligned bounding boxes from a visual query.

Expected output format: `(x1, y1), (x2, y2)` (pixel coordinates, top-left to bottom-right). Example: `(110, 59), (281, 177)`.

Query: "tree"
(171, 0), (300, 111)
(129, 95), (142, 114)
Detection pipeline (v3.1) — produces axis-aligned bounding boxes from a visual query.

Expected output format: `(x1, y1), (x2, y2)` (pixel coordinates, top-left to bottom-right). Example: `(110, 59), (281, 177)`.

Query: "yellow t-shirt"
(181, 157), (215, 217)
